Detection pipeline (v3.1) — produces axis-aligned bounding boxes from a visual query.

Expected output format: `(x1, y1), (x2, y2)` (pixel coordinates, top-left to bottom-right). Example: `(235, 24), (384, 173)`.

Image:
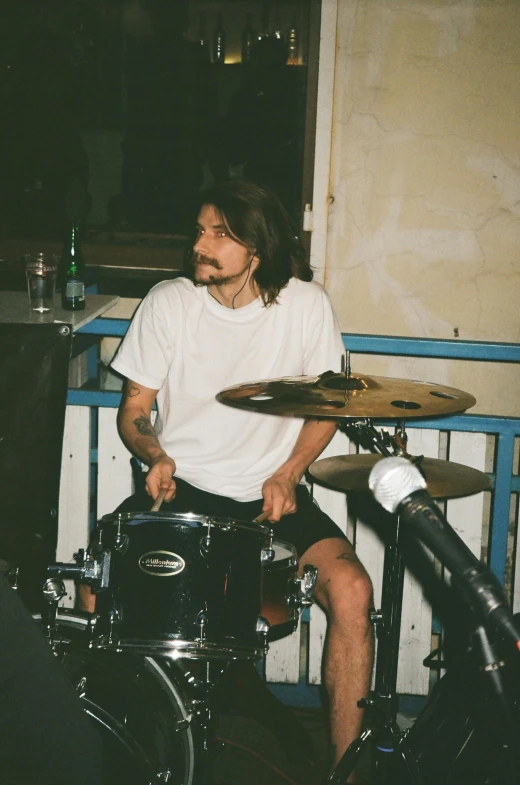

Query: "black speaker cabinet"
(0, 322), (72, 610)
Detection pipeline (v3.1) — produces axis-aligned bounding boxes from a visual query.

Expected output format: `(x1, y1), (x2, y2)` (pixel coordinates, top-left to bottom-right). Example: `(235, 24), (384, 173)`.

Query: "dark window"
(0, 0), (316, 296)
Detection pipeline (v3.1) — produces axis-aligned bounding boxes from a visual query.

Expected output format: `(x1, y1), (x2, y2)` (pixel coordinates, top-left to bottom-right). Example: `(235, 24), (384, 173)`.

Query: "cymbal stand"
(339, 418), (416, 465)
(328, 421), (425, 785)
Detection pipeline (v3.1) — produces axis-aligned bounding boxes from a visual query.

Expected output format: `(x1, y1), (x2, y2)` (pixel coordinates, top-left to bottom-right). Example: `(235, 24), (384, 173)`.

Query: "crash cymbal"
(217, 372), (476, 419)
(308, 454), (491, 499)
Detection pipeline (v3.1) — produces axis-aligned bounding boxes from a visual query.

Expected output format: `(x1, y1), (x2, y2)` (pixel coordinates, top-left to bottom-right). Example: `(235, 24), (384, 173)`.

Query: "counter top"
(0, 291), (120, 332)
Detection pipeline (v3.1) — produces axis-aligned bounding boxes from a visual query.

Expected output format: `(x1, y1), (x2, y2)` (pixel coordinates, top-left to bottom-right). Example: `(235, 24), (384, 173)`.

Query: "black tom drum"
(90, 512), (275, 659)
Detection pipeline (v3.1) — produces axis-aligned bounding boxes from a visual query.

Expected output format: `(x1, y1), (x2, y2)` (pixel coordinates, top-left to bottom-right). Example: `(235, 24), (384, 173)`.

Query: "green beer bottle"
(61, 222), (86, 311)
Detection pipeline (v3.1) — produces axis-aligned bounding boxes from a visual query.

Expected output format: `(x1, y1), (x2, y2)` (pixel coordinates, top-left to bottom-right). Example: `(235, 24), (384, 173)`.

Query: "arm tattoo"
(133, 416), (157, 438)
(127, 385), (141, 398)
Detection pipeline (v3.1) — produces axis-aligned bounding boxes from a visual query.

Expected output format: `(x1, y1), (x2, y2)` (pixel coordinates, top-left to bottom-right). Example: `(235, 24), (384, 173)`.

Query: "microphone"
(369, 457), (520, 651)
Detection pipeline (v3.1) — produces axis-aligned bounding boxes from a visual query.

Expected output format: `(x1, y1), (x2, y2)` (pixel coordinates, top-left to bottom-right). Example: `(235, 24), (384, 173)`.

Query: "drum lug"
(200, 522), (212, 556)
(200, 536), (211, 557)
(290, 564), (318, 609)
(75, 675), (87, 699)
(196, 610), (208, 640)
(87, 613), (99, 640)
(114, 533), (130, 554)
(178, 667), (203, 691)
(261, 547), (275, 564)
(261, 527), (275, 563)
(171, 718), (191, 732)
(107, 604), (122, 641)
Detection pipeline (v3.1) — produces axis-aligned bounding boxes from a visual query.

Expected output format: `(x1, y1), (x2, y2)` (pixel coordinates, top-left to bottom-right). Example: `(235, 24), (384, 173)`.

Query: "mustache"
(192, 253), (221, 270)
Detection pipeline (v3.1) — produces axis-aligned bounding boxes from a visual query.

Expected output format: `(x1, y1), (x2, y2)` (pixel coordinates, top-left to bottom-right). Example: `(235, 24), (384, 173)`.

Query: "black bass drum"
(34, 610), (195, 785)
(406, 632), (520, 785)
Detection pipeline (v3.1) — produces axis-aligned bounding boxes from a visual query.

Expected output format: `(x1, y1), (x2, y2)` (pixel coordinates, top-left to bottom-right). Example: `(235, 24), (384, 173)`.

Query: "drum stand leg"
(328, 514), (425, 785)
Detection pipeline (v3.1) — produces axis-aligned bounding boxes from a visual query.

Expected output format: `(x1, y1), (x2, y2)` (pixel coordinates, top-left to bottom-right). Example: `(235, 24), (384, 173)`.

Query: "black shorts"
(115, 477), (348, 559)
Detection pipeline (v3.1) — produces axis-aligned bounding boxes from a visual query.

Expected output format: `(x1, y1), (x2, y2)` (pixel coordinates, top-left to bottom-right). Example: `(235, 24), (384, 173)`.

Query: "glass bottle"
(213, 13), (226, 65)
(61, 222), (86, 311)
(241, 13), (256, 64)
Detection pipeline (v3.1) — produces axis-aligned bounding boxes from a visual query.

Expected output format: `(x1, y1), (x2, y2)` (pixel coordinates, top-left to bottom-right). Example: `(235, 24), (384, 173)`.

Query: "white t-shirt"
(111, 276), (344, 501)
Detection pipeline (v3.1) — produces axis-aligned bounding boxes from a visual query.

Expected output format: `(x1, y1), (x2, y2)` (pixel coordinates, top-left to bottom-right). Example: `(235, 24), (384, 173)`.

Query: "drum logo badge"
(138, 550), (185, 577)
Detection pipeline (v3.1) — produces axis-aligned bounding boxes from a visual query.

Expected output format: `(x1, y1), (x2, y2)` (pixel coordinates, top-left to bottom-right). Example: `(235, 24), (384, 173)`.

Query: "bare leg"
(299, 537), (374, 779)
(77, 583), (96, 612)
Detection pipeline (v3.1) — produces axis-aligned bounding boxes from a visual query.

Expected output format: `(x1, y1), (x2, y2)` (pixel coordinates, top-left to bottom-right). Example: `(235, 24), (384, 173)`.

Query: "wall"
(324, 0), (520, 416)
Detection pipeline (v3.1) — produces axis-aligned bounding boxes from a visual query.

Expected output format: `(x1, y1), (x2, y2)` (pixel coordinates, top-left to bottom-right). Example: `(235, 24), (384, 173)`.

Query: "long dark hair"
(184, 180), (312, 306)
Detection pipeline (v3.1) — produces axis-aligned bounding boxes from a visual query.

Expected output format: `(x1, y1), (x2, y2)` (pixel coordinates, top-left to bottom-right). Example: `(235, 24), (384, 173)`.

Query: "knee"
(319, 568), (374, 624)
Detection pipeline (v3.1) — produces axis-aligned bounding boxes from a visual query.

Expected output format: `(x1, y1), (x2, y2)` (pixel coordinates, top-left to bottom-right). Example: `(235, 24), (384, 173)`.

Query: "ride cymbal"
(308, 454), (491, 499)
(217, 372), (476, 419)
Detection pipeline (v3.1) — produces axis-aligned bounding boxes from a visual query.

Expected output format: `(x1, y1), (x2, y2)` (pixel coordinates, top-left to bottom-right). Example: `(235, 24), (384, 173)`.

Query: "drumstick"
(253, 510), (272, 524)
(151, 488), (168, 512)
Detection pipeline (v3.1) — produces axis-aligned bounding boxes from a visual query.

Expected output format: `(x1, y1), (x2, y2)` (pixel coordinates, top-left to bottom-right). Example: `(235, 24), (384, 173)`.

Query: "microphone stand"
(326, 412), (518, 784)
(473, 623), (512, 727)
(471, 622), (517, 784)
(328, 421), (425, 785)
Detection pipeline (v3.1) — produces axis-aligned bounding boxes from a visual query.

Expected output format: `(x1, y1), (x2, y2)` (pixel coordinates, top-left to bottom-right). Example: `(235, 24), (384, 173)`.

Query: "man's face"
(192, 204), (256, 286)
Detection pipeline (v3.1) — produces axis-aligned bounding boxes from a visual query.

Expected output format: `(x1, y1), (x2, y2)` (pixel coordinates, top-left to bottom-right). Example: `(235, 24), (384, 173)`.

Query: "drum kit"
(38, 359), (514, 785)
(41, 512), (315, 785)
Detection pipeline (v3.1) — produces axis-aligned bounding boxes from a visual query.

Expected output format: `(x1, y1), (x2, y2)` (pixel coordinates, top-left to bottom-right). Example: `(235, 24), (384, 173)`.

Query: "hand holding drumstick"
(253, 510), (273, 524)
(151, 488), (168, 512)
(260, 470), (299, 522)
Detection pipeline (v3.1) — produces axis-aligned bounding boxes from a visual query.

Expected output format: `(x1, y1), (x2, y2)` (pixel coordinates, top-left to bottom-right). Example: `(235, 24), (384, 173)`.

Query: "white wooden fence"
(57, 405), (495, 697)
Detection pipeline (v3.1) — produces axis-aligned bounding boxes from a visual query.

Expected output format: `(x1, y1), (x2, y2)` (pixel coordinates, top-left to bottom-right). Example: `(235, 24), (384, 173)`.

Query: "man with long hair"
(98, 180), (374, 779)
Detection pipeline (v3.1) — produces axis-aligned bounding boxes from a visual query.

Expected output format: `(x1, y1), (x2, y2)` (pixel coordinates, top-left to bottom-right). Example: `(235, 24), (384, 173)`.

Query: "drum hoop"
(271, 537), (298, 567)
(100, 511), (270, 536)
(82, 698), (155, 773)
(90, 636), (264, 661)
(33, 610), (195, 784)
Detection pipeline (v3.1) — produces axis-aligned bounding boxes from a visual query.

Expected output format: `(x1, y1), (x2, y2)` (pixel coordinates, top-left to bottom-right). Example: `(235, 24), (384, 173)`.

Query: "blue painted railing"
(72, 320), (520, 587)
(341, 334), (520, 586)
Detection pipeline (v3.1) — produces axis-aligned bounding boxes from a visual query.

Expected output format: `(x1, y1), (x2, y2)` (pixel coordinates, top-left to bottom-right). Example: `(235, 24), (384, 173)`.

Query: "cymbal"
(217, 372), (476, 419)
(308, 454), (491, 499)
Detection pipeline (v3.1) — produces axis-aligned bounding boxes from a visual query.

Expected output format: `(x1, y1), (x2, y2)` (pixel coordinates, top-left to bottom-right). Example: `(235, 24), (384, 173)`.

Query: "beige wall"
(325, 0), (520, 415)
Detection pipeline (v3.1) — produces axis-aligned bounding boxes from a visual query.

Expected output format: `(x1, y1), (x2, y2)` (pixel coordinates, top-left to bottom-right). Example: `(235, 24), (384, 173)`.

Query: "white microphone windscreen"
(368, 457), (427, 513)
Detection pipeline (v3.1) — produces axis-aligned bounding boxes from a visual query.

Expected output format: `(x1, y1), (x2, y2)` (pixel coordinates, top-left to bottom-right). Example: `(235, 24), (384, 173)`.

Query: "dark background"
(0, 0), (310, 246)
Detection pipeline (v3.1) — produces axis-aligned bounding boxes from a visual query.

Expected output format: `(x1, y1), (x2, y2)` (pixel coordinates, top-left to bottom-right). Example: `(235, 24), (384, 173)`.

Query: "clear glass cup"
(23, 254), (59, 314)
